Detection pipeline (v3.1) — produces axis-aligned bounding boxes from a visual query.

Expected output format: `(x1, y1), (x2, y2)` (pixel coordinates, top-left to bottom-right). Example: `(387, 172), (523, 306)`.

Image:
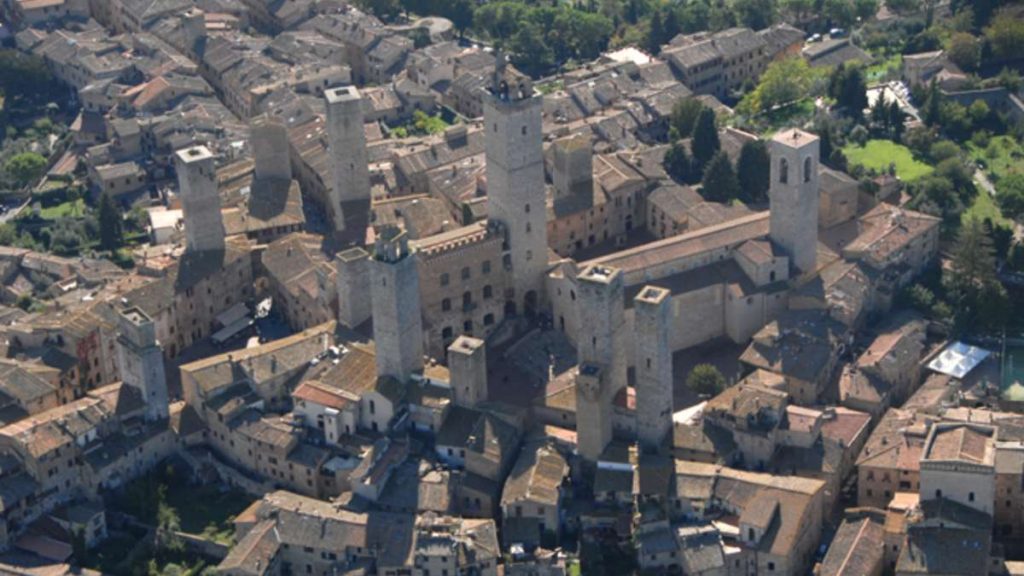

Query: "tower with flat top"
(769, 129), (820, 275)
(117, 307), (169, 421)
(370, 226), (423, 382)
(575, 264), (625, 462)
(251, 114), (291, 183)
(634, 286), (673, 452)
(325, 86), (371, 236)
(175, 145), (225, 254)
(483, 56), (548, 316)
(448, 335), (487, 408)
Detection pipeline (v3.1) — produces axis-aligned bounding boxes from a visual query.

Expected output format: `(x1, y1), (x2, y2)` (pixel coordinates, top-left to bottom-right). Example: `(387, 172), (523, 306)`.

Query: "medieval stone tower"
(251, 114), (291, 183)
(483, 57), (548, 315)
(633, 286), (673, 452)
(448, 335), (487, 408)
(116, 307), (169, 421)
(180, 8), (206, 57)
(175, 145), (225, 254)
(335, 246), (371, 329)
(370, 226), (423, 382)
(325, 86), (371, 236)
(575, 264), (625, 462)
(552, 133), (593, 203)
(769, 129), (820, 275)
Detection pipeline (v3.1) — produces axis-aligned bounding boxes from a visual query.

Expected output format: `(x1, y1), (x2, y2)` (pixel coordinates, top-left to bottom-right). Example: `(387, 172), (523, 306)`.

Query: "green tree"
(985, 13), (1024, 61)
(854, 0), (879, 20)
(412, 110), (447, 134)
(996, 173), (1024, 222)
(824, 0), (856, 27)
(741, 57), (815, 114)
(648, 8), (665, 53)
(888, 100), (906, 139)
(819, 128), (835, 164)
(358, 0), (400, 21)
(0, 50), (62, 106)
(922, 80), (943, 126)
(509, 26), (554, 77)
(15, 294), (33, 312)
(5, 152), (46, 187)
(886, 0), (917, 14)
(967, 99), (990, 126)
(669, 97), (705, 141)
(947, 216), (1000, 331)
(98, 193), (124, 251)
(733, 0), (776, 29)
(701, 151), (740, 203)
(691, 108), (720, 168)
(947, 32), (981, 71)
(687, 364), (726, 396)
(444, 0), (474, 38)
(830, 64), (868, 116)
(781, 0), (814, 20)
(664, 141), (696, 184)
(870, 92), (890, 127)
(410, 27), (431, 49)
(929, 140), (961, 163)
(736, 140), (770, 203)
(908, 175), (963, 222)
(1008, 241), (1024, 272)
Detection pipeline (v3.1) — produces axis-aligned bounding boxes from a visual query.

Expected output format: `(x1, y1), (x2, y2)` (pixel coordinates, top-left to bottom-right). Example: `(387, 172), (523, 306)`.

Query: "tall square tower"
(574, 264), (626, 463)
(483, 58), (548, 315)
(325, 86), (371, 236)
(335, 246), (371, 329)
(251, 114), (292, 183)
(370, 226), (423, 382)
(634, 286), (673, 452)
(576, 264), (626, 395)
(448, 336), (487, 408)
(769, 129), (820, 275)
(116, 307), (169, 421)
(175, 145), (225, 254)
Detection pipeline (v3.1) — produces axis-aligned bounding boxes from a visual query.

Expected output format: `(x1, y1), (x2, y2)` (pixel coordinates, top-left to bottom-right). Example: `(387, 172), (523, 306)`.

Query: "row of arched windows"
(778, 157), (814, 184)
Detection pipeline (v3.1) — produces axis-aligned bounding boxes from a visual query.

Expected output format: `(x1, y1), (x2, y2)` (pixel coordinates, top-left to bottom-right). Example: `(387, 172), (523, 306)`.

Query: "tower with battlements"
(116, 307), (169, 421)
(634, 286), (673, 452)
(575, 264), (625, 462)
(370, 226), (423, 382)
(175, 145), (225, 254)
(769, 129), (820, 275)
(325, 86), (371, 237)
(483, 56), (548, 316)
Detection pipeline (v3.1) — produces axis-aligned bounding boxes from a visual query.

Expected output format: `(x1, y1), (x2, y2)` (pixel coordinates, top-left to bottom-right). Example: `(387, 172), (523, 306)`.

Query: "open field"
(844, 139), (933, 181)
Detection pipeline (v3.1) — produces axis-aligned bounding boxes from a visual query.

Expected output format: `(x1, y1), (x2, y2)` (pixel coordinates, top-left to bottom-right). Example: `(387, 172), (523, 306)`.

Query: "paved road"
(0, 198), (29, 224)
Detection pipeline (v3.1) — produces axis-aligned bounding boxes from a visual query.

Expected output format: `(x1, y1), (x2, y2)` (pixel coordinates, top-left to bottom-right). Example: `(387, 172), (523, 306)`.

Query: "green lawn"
(37, 198), (84, 219)
(866, 53), (902, 83)
(967, 135), (1023, 183)
(843, 140), (934, 182)
(962, 188), (1011, 228)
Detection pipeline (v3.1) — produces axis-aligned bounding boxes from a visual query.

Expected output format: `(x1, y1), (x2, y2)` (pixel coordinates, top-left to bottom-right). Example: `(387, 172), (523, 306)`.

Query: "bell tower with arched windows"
(769, 129), (820, 275)
(483, 54), (548, 315)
